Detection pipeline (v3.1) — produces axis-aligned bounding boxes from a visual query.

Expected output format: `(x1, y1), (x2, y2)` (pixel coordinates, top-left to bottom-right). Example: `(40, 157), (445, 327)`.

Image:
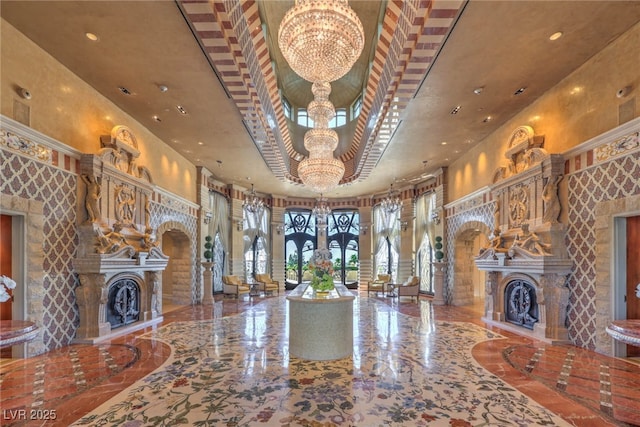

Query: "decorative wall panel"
(1, 147), (78, 351)
(566, 148), (640, 350)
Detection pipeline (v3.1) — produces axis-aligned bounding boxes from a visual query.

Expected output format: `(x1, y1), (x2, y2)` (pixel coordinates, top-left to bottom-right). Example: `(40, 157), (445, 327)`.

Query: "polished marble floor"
(1, 292), (639, 426)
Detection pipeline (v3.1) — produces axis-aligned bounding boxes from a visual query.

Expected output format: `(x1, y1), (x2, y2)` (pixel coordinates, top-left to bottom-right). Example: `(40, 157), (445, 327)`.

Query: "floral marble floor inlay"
(73, 298), (569, 426)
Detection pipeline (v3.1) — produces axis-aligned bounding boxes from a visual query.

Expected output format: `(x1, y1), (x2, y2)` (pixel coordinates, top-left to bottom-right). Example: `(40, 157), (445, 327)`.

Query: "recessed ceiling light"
(158, 85), (169, 93)
(197, 141), (204, 146)
(473, 87), (484, 95)
(483, 116), (492, 123)
(152, 115), (161, 122)
(118, 86), (132, 95)
(441, 141), (448, 145)
(549, 31), (563, 41)
(514, 87), (527, 95)
(176, 105), (188, 115)
(85, 32), (99, 41)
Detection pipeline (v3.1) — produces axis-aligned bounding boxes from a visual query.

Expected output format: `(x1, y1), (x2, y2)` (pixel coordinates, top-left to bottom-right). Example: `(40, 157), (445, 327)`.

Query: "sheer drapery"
(416, 192), (436, 254)
(208, 191), (230, 273)
(243, 205), (270, 274)
(373, 205), (400, 278)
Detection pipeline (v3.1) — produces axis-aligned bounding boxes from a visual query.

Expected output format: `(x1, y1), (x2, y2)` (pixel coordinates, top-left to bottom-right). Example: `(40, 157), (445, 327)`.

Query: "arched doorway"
(284, 209), (317, 290)
(452, 221), (490, 306)
(158, 225), (192, 308)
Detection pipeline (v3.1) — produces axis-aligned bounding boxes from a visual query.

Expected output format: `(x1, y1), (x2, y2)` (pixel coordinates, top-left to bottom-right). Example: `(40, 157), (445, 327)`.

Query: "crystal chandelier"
(278, 0), (364, 83)
(312, 194), (332, 223)
(279, 0), (363, 193)
(243, 184), (264, 214)
(381, 184), (402, 214)
(297, 82), (345, 193)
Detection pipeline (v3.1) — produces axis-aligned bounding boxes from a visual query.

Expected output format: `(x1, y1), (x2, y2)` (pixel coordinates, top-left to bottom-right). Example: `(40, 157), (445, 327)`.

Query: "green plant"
(434, 236), (444, 261)
(203, 235), (213, 262)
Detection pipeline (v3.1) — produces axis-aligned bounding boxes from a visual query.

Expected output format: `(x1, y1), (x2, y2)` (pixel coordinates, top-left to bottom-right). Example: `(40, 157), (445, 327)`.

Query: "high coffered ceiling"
(3, 1), (640, 199)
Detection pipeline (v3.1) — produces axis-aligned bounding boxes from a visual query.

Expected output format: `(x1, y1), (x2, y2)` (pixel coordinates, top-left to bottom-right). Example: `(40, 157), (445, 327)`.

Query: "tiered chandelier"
(243, 184), (264, 214)
(381, 183), (402, 214)
(297, 82), (345, 193)
(279, 0), (364, 194)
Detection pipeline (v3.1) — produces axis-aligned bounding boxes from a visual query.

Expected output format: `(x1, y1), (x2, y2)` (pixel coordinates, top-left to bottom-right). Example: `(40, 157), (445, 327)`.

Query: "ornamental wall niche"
(72, 126), (168, 342)
(475, 125), (573, 344)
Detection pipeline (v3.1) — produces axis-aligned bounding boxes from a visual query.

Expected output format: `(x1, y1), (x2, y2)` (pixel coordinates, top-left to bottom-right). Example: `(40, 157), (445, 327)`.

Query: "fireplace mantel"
(73, 126), (169, 343)
(474, 126), (573, 344)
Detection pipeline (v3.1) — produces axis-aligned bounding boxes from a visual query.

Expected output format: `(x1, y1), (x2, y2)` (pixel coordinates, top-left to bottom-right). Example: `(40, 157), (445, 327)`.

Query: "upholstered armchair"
(222, 275), (250, 298)
(254, 274), (280, 295)
(394, 276), (420, 301)
(367, 274), (391, 296)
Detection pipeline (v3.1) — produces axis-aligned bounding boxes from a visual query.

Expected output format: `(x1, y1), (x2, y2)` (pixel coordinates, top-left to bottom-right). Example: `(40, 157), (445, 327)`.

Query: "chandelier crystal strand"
(298, 82), (345, 193)
(278, 0), (364, 83)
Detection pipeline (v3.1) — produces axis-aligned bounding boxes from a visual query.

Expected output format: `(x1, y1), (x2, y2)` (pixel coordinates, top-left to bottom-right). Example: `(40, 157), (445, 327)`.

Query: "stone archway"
(451, 220), (491, 306)
(157, 221), (193, 305)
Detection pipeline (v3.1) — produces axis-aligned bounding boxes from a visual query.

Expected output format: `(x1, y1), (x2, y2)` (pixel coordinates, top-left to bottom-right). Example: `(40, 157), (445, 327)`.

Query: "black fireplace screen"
(106, 278), (140, 328)
(504, 280), (538, 330)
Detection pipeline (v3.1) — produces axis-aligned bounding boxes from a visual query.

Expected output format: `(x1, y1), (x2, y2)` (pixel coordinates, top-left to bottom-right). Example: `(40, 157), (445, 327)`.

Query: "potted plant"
(308, 248), (335, 295)
(434, 236), (444, 261)
(203, 235), (213, 262)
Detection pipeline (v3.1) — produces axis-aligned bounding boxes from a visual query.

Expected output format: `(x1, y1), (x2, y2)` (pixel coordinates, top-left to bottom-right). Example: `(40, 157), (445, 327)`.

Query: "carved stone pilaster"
(75, 274), (109, 339)
(484, 271), (499, 321)
(535, 274), (570, 342)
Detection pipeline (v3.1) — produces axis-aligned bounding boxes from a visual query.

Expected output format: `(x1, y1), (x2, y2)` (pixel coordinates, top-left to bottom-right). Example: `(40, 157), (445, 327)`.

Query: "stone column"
(432, 262), (447, 305)
(201, 261), (214, 304)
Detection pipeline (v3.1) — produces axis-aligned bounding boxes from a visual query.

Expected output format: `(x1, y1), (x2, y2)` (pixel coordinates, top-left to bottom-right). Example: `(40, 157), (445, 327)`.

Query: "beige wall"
(1, 20), (197, 202)
(448, 22), (640, 202)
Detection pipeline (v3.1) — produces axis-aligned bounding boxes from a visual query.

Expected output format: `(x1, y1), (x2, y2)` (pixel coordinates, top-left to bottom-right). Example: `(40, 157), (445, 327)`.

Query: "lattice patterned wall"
(1, 121), (200, 353)
(1, 146), (79, 351)
(566, 149), (640, 350)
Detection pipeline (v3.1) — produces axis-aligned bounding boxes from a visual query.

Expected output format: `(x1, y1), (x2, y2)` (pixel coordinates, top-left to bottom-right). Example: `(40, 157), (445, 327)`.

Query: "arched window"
(282, 96), (291, 119)
(327, 209), (360, 288)
(416, 192), (437, 294)
(283, 209), (317, 290)
(207, 191), (230, 294)
(243, 203), (269, 280)
(352, 94), (363, 119)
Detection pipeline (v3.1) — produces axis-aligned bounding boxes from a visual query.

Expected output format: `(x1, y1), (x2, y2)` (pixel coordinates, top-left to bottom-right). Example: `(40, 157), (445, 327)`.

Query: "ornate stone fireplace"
(475, 126), (573, 344)
(73, 126), (168, 343)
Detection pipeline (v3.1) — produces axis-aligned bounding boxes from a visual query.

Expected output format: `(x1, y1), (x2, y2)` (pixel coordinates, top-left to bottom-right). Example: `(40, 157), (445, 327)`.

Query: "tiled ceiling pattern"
(179, 0), (464, 187)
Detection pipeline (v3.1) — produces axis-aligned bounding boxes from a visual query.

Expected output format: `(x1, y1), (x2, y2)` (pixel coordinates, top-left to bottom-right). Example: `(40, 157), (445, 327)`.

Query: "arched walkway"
(157, 221), (193, 305)
(451, 220), (490, 306)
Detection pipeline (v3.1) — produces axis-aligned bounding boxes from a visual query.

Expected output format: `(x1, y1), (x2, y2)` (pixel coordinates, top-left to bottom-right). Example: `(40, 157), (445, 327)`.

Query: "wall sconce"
(203, 211), (213, 224)
(400, 220), (409, 232)
(360, 225), (369, 235)
(431, 210), (441, 225)
(236, 219), (243, 231)
(276, 224), (285, 235)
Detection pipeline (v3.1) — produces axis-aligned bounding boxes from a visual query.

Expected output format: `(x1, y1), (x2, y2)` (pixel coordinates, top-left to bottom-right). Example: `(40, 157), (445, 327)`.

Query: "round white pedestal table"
(286, 283), (355, 361)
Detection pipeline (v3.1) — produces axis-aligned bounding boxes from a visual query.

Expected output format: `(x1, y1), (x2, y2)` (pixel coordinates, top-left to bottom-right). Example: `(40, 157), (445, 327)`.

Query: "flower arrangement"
(308, 248), (335, 292)
(0, 275), (17, 303)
